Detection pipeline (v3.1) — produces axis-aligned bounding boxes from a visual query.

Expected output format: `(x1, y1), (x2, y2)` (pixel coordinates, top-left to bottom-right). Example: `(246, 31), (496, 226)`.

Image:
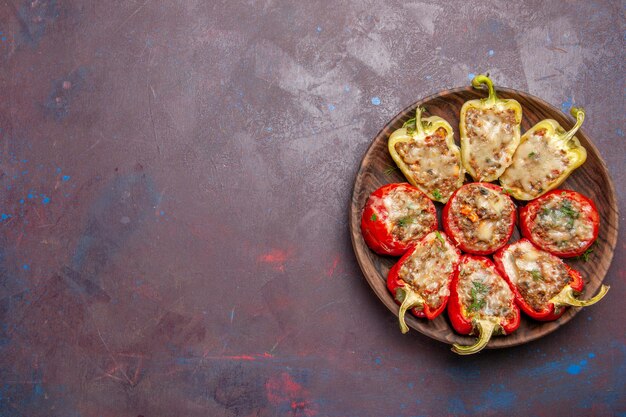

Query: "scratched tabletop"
(0, 1), (624, 416)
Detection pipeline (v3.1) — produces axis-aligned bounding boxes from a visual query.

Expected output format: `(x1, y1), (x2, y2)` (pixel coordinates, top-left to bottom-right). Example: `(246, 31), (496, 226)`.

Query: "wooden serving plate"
(349, 87), (619, 349)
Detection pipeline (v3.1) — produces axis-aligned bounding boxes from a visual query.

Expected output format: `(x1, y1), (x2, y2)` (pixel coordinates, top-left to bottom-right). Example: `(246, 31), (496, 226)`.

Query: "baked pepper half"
(493, 239), (609, 321)
(448, 255), (520, 355)
(361, 183), (438, 256)
(519, 189), (599, 258)
(459, 74), (522, 182)
(388, 107), (465, 203)
(387, 231), (461, 333)
(499, 107), (587, 200)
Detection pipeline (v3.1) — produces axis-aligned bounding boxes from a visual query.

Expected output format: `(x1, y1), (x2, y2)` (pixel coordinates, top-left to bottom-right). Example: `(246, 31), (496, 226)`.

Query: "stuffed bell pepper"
(519, 190), (599, 258)
(494, 239), (609, 321)
(388, 107), (465, 203)
(460, 74), (522, 182)
(387, 231), (461, 333)
(499, 107), (588, 200)
(448, 255), (520, 355)
(361, 183), (438, 256)
(442, 183), (516, 255)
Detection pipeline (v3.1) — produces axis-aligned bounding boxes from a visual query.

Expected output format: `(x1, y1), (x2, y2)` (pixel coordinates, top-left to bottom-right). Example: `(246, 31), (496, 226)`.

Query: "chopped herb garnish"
(435, 231), (445, 245)
(529, 270), (544, 281)
(432, 189), (442, 200)
(370, 213), (377, 221)
(503, 188), (513, 195)
(575, 245), (595, 262)
(384, 165), (398, 175)
(528, 152), (536, 158)
(397, 217), (413, 227)
(403, 117), (417, 134)
(468, 280), (489, 312)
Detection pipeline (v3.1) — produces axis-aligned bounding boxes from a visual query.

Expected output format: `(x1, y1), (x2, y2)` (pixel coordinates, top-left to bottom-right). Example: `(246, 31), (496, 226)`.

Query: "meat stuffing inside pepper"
(382, 187), (436, 243)
(499, 128), (569, 196)
(464, 107), (518, 181)
(397, 233), (458, 310)
(393, 127), (463, 200)
(448, 184), (515, 252)
(530, 195), (595, 253)
(457, 257), (516, 322)
(505, 241), (571, 311)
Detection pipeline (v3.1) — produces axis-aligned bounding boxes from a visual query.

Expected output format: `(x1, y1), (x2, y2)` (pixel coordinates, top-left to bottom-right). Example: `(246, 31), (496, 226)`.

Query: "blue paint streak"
(22, 264), (30, 270)
(371, 97), (381, 106)
(616, 128), (624, 137)
(561, 96), (574, 112)
(374, 357), (382, 365)
(42, 196), (50, 205)
(62, 175), (71, 181)
(327, 104), (335, 111)
(567, 364), (582, 375)
(488, 49), (495, 56)
(468, 72), (476, 80)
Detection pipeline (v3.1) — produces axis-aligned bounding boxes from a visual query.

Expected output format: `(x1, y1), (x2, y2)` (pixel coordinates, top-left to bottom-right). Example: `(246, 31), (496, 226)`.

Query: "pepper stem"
(451, 319), (497, 355)
(471, 74), (497, 104)
(549, 284), (609, 308)
(413, 107), (426, 136)
(395, 287), (424, 334)
(561, 107), (585, 143)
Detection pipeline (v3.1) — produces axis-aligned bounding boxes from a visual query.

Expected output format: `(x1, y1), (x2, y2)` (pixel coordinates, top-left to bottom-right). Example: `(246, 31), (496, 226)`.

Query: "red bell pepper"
(361, 183), (438, 256)
(387, 231), (461, 333)
(448, 255), (520, 355)
(442, 182), (516, 255)
(519, 189), (599, 258)
(493, 239), (609, 321)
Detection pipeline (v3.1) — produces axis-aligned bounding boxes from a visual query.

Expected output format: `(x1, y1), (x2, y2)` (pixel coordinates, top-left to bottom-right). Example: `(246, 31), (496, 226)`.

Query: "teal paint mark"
(371, 97), (381, 106)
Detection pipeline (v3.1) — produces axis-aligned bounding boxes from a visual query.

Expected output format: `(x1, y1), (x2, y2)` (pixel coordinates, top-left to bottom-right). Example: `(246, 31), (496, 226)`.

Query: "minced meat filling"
(382, 188), (436, 243)
(457, 258), (515, 320)
(394, 127), (462, 200)
(449, 184), (514, 251)
(398, 233), (458, 309)
(465, 107), (517, 180)
(510, 245), (570, 311)
(531, 195), (594, 252)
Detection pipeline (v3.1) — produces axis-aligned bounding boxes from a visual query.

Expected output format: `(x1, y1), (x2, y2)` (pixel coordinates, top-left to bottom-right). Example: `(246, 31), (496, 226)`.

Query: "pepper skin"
(442, 182), (517, 255)
(361, 183), (438, 256)
(459, 74), (522, 182)
(494, 239), (609, 321)
(499, 107), (588, 200)
(387, 231), (461, 334)
(448, 255), (520, 355)
(519, 189), (599, 258)
(388, 107), (465, 203)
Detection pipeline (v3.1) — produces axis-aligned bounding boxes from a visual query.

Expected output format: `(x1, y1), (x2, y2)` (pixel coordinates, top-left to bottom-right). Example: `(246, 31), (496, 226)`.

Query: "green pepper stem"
(550, 284), (609, 308)
(471, 74), (497, 104)
(413, 107), (426, 136)
(451, 319), (497, 355)
(395, 287), (424, 334)
(561, 107), (585, 143)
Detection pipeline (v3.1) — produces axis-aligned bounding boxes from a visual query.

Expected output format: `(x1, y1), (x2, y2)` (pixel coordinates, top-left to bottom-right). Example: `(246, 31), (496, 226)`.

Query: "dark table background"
(1, 1), (624, 416)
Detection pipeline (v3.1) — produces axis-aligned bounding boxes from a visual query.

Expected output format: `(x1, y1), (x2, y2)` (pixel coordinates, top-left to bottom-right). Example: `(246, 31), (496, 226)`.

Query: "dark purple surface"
(0, 1), (624, 416)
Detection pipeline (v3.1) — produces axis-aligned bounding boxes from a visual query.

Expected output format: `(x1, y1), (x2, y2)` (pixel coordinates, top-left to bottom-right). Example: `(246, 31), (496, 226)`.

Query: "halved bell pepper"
(519, 189), (599, 258)
(499, 107), (587, 200)
(361, 183), (438, 256)
(448, 255), (520, 355)
(387, 231), (461, 333)
(388, 107), (465, 203)
(459, 74), (522, 182)
(493, 239), (609, 321)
